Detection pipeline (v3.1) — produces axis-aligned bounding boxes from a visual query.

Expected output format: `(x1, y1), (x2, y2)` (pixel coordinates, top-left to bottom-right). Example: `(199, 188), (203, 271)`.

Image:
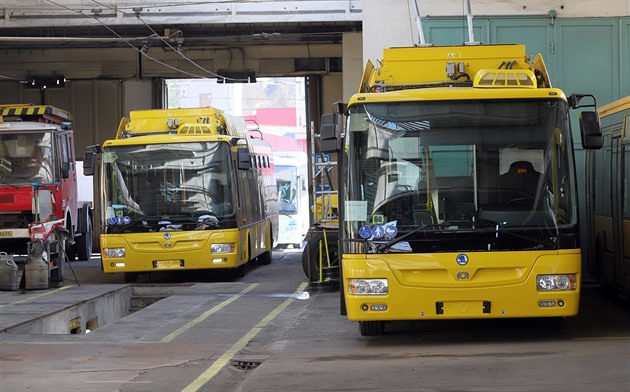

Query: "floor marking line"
(181, 282), (308, 392)
(0, 285), (72, 308)
(160, 284), (258, 343)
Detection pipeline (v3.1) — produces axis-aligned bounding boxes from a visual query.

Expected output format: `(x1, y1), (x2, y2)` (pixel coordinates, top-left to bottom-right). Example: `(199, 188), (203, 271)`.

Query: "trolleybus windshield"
(102, 141), (237, 233)
(345, 99), (577, 253)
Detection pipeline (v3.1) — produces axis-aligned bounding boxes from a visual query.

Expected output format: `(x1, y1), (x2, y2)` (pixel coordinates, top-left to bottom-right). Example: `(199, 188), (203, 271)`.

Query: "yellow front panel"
(101, 229), (242, 273)
(343, 250), (581, 321)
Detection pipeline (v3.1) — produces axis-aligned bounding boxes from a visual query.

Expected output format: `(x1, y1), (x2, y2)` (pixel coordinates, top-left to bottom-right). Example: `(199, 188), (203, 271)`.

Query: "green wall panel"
(425, 20), (484, 46)
(491, 20), (551, 80)
(423, 16), (622, 272)
(556, 20), (618, 106)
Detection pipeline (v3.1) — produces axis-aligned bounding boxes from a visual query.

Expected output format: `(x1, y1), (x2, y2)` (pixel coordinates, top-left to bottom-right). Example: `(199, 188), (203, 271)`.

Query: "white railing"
(0, 1), (362, 27)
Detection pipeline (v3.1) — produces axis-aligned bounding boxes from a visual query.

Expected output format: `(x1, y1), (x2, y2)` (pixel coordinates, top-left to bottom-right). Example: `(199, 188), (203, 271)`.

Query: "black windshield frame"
(343, 98), (579, 253)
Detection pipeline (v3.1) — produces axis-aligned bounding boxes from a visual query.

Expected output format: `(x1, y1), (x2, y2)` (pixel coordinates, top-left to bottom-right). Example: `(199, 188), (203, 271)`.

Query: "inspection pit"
(2, 285), (187, 335)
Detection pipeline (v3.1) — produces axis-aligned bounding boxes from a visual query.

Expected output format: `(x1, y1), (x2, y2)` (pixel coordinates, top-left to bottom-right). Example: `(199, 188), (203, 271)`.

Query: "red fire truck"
(0, 104), (93, 261)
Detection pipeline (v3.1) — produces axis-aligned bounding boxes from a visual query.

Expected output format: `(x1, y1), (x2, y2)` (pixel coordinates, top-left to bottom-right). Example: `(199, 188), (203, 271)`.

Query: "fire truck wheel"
(65, 235), (77, 261)
(301, 231), (339, 281)
(76, 214), (93, 261)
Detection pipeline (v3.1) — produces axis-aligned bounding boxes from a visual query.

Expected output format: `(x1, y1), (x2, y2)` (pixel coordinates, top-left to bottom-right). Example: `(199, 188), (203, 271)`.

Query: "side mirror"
(320, 113), (342, 152)
(83, 151), (96, 176)
(237, 148), (251, 170)
(579, 111), (603, 149)
(568, 93), (597, 109)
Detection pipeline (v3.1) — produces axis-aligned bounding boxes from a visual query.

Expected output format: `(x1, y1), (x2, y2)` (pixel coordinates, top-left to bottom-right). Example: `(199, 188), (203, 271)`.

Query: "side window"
(66, 135), (74, 163)
(59, 134), (72, 170)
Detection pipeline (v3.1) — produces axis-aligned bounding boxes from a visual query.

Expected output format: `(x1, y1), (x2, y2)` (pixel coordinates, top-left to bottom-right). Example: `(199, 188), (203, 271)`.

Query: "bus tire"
(539, 317), (564, 330)
(359, 321), (385, 336)
(124, 272), (139, 283)
(76, 214), (93, 261)
(301, 231), (339, 280)
(257, 251), (272, 265)
(232, 263), (248, 278)
(233, 239), (251, 277)
(257, 226), (273, 265)
(339, 261), (347, 316)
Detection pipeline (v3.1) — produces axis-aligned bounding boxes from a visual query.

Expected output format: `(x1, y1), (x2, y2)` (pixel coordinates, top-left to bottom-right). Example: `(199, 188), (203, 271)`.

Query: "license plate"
(154, 259), (183, 269)
(440, 301), (489, 316)
(0, 230), (12, 237)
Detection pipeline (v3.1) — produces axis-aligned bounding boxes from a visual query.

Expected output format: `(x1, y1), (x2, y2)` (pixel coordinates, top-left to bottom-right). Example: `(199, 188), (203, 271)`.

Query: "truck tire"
(76, 214), (93, 261)
(301, 231), (339, 281)
(65, 241), (77, 262)
(65, 218), (77, 261)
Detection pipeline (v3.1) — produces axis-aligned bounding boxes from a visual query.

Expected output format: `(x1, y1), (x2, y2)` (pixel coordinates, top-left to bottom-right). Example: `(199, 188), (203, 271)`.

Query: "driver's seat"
(497, 161), (540, 205)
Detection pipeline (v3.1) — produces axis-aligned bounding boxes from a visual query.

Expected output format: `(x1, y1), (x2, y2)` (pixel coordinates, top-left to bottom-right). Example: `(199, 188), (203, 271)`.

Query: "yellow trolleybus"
(319, 43), (602, 335)
(84, 107), (278, 281)
(585, 96), (630, 301)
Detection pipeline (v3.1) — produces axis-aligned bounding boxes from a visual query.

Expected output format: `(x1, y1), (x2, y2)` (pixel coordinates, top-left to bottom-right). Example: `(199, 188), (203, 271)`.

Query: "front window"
(345, 99), (577, 253)
(0, 132), (55, 184)
(102, 141), (237, 233)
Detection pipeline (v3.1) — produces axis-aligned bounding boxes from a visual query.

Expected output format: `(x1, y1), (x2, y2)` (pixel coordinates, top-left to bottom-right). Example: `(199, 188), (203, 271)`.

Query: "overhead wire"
(11, 0), (353, 83)
(42, 0), (210, 79)
(89, 0), (249, 82)
(7, 1), (323, 91)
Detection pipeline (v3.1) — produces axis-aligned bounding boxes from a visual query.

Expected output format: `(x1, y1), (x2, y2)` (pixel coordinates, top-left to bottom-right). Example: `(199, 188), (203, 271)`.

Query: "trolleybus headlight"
(211, 243), (235, 254)
(348, 278), (388, 295)
(536, 274), (577, 291)
(104, 248), (126, 258)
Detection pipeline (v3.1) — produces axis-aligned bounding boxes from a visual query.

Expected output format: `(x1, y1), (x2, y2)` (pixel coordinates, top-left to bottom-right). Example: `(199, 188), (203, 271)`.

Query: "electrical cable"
(42, 0), (211, 79)
(90, 0), (248, 82)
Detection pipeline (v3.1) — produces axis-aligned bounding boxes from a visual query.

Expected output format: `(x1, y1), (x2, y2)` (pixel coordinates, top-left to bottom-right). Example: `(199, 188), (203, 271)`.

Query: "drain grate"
(231, 359), (262, 370)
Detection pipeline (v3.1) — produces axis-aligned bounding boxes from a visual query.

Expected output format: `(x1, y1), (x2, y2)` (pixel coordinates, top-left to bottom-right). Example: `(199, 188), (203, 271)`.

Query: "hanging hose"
(319, 239), (323, 282)
(323, 229), (331, 268)
(317, 229), (332, 283)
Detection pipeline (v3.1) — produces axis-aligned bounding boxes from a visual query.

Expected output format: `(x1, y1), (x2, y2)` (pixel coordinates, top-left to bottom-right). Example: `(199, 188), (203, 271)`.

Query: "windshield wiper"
(375, 220), (556, 253)
(494, 226), (556, 249)
(476, 219), (557, 249)
(375, 223), (436, 252)
(0, 175), (30, 188)
(112, 219), (154, 233)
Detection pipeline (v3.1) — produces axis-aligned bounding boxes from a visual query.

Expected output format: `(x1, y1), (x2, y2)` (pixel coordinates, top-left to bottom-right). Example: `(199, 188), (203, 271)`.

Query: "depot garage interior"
(2, 0), (630, 270)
